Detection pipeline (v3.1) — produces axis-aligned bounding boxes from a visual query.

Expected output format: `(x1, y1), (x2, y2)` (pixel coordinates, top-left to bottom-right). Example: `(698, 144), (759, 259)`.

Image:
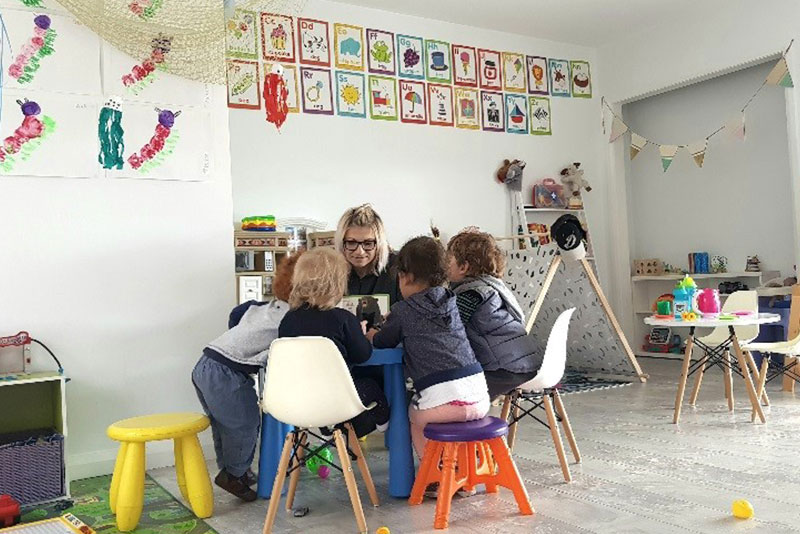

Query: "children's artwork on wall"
(505, 93), (528, 134)
(366, 28), (395, 75)
(2, 9), (100, 94)
(262, 63), (288, 130)
(396, 34), (424, 79)
(274, 63), (299, 112)
(452, 44), (477, 87)
(0, 90), (97, 178)
(98, 97), (124, 170)
(261, 13), (295, 63)
(529, 96), (551, 135)
(334, 23), (364, 71)
(425, 39), (451, 84)
(226, 60), (261, 109)
(428, 83), (453, 127)
(570, 60), (592, 98)
(526, 55), (549, 95)
(103, 45), (211, 107)
(454, 87), (479, 129)
(335, 70), (366, 118)
(297, 18), (330, 66)
(480, 90), (504, 132)
(549, 58), (571, 97)
(225, 9), (258, 59)
(128, 0), (164, 21)
(399, 79), (426, 124)
(502, 52), (526, 93)
(477, 49), (502, 90)
(300, 67), (334, 114)
(106, 103), (213, 181)
(368, 75), (398, 120)
(118, 33), (173, 96)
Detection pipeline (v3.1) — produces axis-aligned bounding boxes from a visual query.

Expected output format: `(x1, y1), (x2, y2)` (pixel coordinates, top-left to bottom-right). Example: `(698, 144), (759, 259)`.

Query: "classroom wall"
(624, 62), (794, 277)
(229, 0), (613, 288)
(0, 4), (234, 477)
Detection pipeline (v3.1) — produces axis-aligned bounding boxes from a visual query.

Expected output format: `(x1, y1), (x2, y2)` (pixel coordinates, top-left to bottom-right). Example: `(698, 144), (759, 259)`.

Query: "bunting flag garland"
(630, 133), (647, 160)
(688, 139), (708, 168)
(609, 116), (628, 143)
(659, 145), (678, 172)
(603, 40), (793, 174)
(766, 57), (794, 88)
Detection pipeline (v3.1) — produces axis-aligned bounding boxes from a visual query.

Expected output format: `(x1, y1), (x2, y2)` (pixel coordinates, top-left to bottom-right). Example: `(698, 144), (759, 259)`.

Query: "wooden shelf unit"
(233, 225), (291, 304)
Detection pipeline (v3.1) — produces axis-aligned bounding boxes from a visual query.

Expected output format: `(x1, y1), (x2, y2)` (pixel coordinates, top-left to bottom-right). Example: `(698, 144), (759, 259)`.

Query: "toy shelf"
(632, 272), (762, 282)
(234, 226), (291, 304)
(523, 206), (585, 213)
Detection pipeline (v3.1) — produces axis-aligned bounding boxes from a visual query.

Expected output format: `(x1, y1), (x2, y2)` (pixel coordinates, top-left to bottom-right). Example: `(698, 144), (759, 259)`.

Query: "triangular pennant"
(725, 114), (746, 141)
(630, 133), (647, 160)
(609, 116), (628, 143)
(659, 145), (678, 172)
(766, 57), (794, 87)
(688, 139), (708, 168)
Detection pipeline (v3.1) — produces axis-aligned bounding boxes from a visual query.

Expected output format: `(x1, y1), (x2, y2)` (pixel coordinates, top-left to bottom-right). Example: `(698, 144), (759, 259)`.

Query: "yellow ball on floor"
(376, 527), (390, 534)
(732, 499), (754, 519)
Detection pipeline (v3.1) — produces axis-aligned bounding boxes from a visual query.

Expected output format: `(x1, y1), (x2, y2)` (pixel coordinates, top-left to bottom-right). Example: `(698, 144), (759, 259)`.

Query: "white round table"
(643, 313), (781, 424)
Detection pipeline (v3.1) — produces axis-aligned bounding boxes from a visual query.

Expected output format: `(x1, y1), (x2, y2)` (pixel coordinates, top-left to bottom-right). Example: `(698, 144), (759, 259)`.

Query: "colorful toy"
(745, 255), (761, 272)
(694, 288), (721, 318)
(673, 275), (697, 320)
(732, 499), (754, 519)
(376, 527), (391, 534)
(653, 293), (674, 318)
(306, 446), (334, 479)
(559, 162), (592, 209)
(241, 215), (276, 231)
(681, 311), (698, 321)
(0, 494), (20, 527)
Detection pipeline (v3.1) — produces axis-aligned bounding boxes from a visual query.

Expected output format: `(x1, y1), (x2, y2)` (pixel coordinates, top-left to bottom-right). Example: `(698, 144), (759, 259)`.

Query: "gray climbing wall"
(506, 247), (640, 377)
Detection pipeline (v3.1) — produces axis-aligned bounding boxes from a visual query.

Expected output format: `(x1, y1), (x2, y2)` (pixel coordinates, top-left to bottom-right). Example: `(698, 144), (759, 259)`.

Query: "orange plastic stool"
(409, 417), (534, 529)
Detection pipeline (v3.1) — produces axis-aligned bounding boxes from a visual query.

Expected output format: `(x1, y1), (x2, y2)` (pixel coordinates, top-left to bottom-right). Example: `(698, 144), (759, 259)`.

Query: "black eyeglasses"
(343, 239), (377, 252)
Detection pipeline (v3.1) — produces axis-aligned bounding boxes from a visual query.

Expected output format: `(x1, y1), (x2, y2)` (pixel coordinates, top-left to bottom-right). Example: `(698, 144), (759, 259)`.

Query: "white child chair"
(261, 337), (379, 534)
(501, 308), (580, 482)
(688, 290), (766, 410)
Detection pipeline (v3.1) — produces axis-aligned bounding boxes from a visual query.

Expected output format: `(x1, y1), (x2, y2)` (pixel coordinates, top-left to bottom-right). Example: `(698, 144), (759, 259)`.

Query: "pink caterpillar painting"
(8, 14), (57, 85)
(0, 99), (56, 172)
(127, 107), (180, 172)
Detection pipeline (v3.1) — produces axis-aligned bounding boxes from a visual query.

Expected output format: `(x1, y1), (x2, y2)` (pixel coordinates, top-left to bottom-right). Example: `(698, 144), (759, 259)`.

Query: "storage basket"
(0, 430), (65, 506)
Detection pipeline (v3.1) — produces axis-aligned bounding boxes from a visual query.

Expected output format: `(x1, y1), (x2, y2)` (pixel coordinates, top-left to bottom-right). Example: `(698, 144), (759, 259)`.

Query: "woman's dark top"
(347, 252), (402, 305)
(278, 305), (372, 365)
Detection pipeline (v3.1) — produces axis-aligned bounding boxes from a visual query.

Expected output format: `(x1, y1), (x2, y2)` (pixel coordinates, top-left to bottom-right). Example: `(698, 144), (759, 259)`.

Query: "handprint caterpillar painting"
(121, 33), (171, 94)
(129, 0), (164, 20)
(0, 99), (56, 172)
(18, 0), (45, 6)
(8, 14), (57, 84)
(98, 97), (125, 170)
(127, 107), (180, 172)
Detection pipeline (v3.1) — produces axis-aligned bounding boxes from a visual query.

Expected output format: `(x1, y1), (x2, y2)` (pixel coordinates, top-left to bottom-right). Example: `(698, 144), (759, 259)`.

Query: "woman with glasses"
(335, 204), (401, 305)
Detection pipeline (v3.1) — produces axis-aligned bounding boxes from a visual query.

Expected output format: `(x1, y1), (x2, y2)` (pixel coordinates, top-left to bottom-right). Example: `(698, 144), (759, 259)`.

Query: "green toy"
(306, 446), (333, 479)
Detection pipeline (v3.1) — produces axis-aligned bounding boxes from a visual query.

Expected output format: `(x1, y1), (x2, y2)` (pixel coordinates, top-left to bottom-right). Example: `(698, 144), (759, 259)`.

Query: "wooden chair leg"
(433, 443), (458, 530)
(500, 394), (513, 421)
(345, 423), (380, 508)
(543, 395), (571, 482)
(285, 431), (305, 511)
(409, 440), (442, 506)
(263, 433), (294, 534)
(673, 334), (695, 424)
(782, 355), (796, 393)
(724, 350), (735, 411)
(334, 429), (368, 534)
(748, 352), (770, 406)
(552, 390), (580, 464)
(731, 335), (766, 424)
(688, 353), (708, 406)
(507, 393), (521, 451)
(486, 437), (534, 516)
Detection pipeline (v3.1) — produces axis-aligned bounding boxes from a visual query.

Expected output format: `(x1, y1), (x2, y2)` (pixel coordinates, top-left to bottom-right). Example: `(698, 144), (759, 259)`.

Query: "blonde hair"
(335, 204), (390, 274)
(289, 248), (349, 310)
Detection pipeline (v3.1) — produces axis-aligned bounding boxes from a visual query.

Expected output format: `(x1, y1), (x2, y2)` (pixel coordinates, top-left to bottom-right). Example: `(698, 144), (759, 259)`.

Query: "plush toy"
(496, 159), (526, 192)
(559, 162), (592, 209)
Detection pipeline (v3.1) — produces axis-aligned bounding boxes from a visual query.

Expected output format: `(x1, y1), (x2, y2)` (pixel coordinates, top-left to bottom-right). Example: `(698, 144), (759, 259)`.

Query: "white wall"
(598, 0), (800, 337)
(624, 62), (794, 277)
(230, 0), (612, 286)
(0, 10), (233, 477)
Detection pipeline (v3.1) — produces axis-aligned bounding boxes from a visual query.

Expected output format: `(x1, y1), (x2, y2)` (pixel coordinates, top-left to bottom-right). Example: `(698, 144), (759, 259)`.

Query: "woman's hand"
(366, 328), (379, 342)
(360, 320), (368, 335)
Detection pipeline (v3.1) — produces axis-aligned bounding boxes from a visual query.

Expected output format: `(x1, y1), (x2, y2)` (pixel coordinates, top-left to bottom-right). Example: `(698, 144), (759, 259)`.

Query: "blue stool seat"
(423, 416), (509, 442)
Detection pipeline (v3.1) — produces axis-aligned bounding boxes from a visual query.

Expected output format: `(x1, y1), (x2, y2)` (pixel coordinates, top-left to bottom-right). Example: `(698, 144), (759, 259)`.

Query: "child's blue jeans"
(192, 354), (260, 478)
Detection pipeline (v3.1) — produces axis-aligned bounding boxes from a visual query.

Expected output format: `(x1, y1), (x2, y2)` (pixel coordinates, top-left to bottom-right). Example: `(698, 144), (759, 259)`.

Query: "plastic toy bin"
(0, 430), (65, 505)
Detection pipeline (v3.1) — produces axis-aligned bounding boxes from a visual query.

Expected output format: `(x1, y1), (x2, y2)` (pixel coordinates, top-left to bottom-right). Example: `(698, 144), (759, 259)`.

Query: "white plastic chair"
(262, 337), (378, 534)
(501, 308), (580, 482)
(689, 291), (762, 410)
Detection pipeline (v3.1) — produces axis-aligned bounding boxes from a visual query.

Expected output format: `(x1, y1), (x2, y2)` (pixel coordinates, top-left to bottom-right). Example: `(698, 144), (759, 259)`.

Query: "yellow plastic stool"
(107, 412), (213, 532)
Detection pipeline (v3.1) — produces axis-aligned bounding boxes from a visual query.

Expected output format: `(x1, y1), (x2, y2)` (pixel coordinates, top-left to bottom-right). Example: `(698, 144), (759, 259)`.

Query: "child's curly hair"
(272, 251), (303, 302)
(397, 236), (448, 287)
(447, 229), (506, 278)
(289, 248), (349, 310)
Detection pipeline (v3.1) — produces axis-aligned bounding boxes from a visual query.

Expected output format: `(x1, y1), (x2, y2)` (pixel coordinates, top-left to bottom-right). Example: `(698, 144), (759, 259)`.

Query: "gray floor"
(151, 358), (800, 533)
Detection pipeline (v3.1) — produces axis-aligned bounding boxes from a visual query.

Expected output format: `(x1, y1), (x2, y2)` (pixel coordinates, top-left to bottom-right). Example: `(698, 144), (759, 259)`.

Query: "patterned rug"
(559, 371), (634, 395)
(21, 475), (217, 534)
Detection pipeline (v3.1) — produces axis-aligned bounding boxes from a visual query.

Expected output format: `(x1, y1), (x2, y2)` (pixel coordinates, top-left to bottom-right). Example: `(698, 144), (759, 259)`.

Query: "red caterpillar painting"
(0, 99), (56, 172)
(127, 107), (180, 172)
(8, 14), (57, 85)
(121, 33), (172, 94)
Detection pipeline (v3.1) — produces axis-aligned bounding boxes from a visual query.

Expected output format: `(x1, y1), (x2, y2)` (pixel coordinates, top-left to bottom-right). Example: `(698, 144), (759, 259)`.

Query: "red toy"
(0, 494), (21, 528)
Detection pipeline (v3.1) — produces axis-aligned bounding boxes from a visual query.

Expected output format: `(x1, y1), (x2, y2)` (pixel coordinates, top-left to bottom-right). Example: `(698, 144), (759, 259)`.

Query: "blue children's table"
(257, 347), (415, 499)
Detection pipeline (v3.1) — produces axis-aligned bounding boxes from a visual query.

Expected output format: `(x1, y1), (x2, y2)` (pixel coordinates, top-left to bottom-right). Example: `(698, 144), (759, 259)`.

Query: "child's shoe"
(376, 421), (389, 433)
(215, 470), (258, 502)
(244, 468), (257, 487)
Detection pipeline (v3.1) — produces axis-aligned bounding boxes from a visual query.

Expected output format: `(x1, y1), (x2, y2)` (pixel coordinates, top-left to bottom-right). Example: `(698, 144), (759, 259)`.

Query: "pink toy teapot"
(693, 288), (721, 317)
